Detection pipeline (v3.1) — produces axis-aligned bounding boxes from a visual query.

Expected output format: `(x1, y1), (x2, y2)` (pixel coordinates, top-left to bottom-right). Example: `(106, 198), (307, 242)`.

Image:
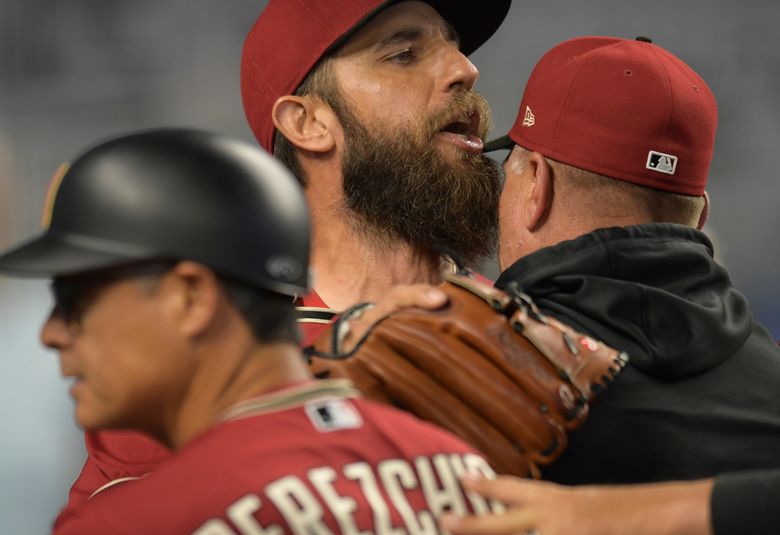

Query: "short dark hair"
(133, 262), (299, 345)
(222, 279), (300, 345)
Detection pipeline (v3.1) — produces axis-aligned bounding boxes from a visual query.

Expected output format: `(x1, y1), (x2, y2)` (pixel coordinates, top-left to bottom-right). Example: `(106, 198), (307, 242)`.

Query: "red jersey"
(63, 275), (492, 513)
(65, 291), (337, 508)
(54, 381), (500, 534)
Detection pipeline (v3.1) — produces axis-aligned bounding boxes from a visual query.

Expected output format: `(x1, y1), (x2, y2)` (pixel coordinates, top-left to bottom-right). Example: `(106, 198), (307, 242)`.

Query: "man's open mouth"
(437, 110), (484, 153)
(439, 110), (481, 139)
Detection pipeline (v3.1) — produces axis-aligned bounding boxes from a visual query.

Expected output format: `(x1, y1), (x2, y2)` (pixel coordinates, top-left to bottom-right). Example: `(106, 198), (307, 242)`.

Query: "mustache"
(426, 91), (493, 141)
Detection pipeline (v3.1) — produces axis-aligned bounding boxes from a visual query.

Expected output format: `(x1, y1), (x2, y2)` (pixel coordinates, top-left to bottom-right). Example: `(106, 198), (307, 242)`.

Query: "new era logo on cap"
(483, 36), (717, 196)
(646, 150), (678, 175)
(522, 106), (535, 127)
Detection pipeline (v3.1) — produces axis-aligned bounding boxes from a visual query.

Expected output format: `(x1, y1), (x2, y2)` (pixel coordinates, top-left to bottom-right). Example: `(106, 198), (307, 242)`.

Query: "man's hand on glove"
(306, 273), (627, 478)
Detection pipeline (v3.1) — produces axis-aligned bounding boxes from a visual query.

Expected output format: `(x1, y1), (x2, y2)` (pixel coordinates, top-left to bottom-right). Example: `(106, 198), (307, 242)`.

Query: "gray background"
(1, 1), (778, 532)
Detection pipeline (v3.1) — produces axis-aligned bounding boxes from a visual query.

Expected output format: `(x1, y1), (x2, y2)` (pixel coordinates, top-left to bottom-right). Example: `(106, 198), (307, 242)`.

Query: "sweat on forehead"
(240, 0), (510, 152)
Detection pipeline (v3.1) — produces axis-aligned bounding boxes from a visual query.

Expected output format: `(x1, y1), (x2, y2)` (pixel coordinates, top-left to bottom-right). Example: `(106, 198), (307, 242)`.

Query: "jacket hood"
(495, 224), (752, 379)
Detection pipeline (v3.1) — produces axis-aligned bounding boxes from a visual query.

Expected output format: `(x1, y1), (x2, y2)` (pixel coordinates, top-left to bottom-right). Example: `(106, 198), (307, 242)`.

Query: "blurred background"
(1, 0), (778, 532)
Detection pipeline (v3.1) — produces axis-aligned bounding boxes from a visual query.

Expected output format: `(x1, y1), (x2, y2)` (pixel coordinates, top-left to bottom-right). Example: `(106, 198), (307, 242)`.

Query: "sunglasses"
(50, 261), (176, 326)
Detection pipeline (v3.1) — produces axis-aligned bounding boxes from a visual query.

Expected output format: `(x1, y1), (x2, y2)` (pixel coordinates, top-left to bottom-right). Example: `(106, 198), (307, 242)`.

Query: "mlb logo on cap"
(646, 151), (678, 175)
(485, 36), (718, 197)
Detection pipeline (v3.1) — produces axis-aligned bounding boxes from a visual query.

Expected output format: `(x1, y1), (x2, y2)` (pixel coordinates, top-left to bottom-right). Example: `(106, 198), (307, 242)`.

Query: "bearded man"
(243, 0), (509, 317)
(62, 0), (511, 515)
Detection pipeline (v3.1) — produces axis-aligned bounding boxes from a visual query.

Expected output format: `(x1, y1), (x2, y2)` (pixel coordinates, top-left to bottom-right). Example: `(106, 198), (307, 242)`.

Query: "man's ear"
(524, 151), (554, 232)
(272, 95), (336, 153)
(696, 190), (710, 230)
(167, 261), (223, 339)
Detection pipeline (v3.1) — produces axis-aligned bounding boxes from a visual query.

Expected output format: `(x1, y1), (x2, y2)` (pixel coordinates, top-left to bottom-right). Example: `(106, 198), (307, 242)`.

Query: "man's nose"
(40, 307), (75, 351)
(439, 44), (479, 93)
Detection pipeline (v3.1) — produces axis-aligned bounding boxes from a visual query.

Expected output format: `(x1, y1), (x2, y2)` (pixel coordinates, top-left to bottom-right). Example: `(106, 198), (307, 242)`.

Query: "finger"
(341, 285), (448, 351)
(359, 285), (447, 324)
(383, 284), (448, 312)
(460, 474), (538, 505)
(440, 509), (537, 535)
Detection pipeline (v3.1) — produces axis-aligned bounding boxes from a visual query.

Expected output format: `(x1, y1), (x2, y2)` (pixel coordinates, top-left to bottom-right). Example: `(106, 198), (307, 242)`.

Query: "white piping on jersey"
(296, 306), (338, 324)
(297, 317), (334, 324)
(217, 379), (361, 423)
(88, 475), (146, 499)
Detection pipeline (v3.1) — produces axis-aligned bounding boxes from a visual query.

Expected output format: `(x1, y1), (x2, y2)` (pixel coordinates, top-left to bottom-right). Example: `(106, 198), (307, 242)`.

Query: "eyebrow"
(376, 22), (462, 50)
(377, 27), (424, 49)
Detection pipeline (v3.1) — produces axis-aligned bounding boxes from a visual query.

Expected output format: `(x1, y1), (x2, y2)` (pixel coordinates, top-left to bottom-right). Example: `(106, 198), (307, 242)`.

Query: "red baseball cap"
(485, 36), (717, 196)
(241, 0), (511, 152)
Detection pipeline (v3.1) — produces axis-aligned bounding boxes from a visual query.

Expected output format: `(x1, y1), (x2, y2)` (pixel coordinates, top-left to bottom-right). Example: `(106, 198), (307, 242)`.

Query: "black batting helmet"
(0, 128), (310, 298)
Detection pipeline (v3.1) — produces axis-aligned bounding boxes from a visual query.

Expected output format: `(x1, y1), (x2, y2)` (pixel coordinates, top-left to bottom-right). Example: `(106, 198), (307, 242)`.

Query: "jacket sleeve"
(711, 468), (780, 535)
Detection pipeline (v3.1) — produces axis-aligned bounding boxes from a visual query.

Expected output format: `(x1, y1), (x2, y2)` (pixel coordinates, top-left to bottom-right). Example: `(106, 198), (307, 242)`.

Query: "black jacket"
(712, 469), (780, 535)
(495, 224), (780, 484)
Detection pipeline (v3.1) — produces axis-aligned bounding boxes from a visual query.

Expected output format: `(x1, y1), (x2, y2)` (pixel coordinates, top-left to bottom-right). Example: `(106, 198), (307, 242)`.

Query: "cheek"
(337, 70), (430, 126)
(71, 346), (129, 429)
(75, 311), (187, 429)
(362, 91), (424, 130)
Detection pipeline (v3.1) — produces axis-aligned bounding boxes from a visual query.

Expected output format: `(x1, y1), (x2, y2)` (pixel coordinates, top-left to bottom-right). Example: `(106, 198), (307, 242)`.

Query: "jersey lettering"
(308, 467), (365, 535)
(416, 454), (467, 519)
(344, 461), (401, 535)
(265, 476), (332, 535)
(379, 459), (433, 534)
(460, 454), (505, 514)
(196, 454), (499, 535)
(227, 494), (282, 535)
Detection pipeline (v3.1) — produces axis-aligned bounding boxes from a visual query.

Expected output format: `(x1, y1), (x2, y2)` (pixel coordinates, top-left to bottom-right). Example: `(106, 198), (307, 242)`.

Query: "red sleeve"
(296, 289), (337, 346)
(299, 320), (333, 347)
(53, 499), (127, 535)
(65, 430), (171, 508)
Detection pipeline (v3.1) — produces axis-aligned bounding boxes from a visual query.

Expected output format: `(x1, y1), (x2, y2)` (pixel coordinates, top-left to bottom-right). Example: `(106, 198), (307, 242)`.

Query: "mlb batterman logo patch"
(646, 150), (678, 175)
(305, 398), (363, 432)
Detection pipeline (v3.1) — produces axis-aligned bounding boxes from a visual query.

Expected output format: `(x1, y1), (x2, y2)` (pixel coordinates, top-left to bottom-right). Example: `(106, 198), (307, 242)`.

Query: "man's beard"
(335, 92), (501, 268)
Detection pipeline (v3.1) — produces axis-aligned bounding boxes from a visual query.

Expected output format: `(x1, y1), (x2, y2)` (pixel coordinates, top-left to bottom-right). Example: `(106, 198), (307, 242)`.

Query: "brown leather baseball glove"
(305, 272), (628, 478)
